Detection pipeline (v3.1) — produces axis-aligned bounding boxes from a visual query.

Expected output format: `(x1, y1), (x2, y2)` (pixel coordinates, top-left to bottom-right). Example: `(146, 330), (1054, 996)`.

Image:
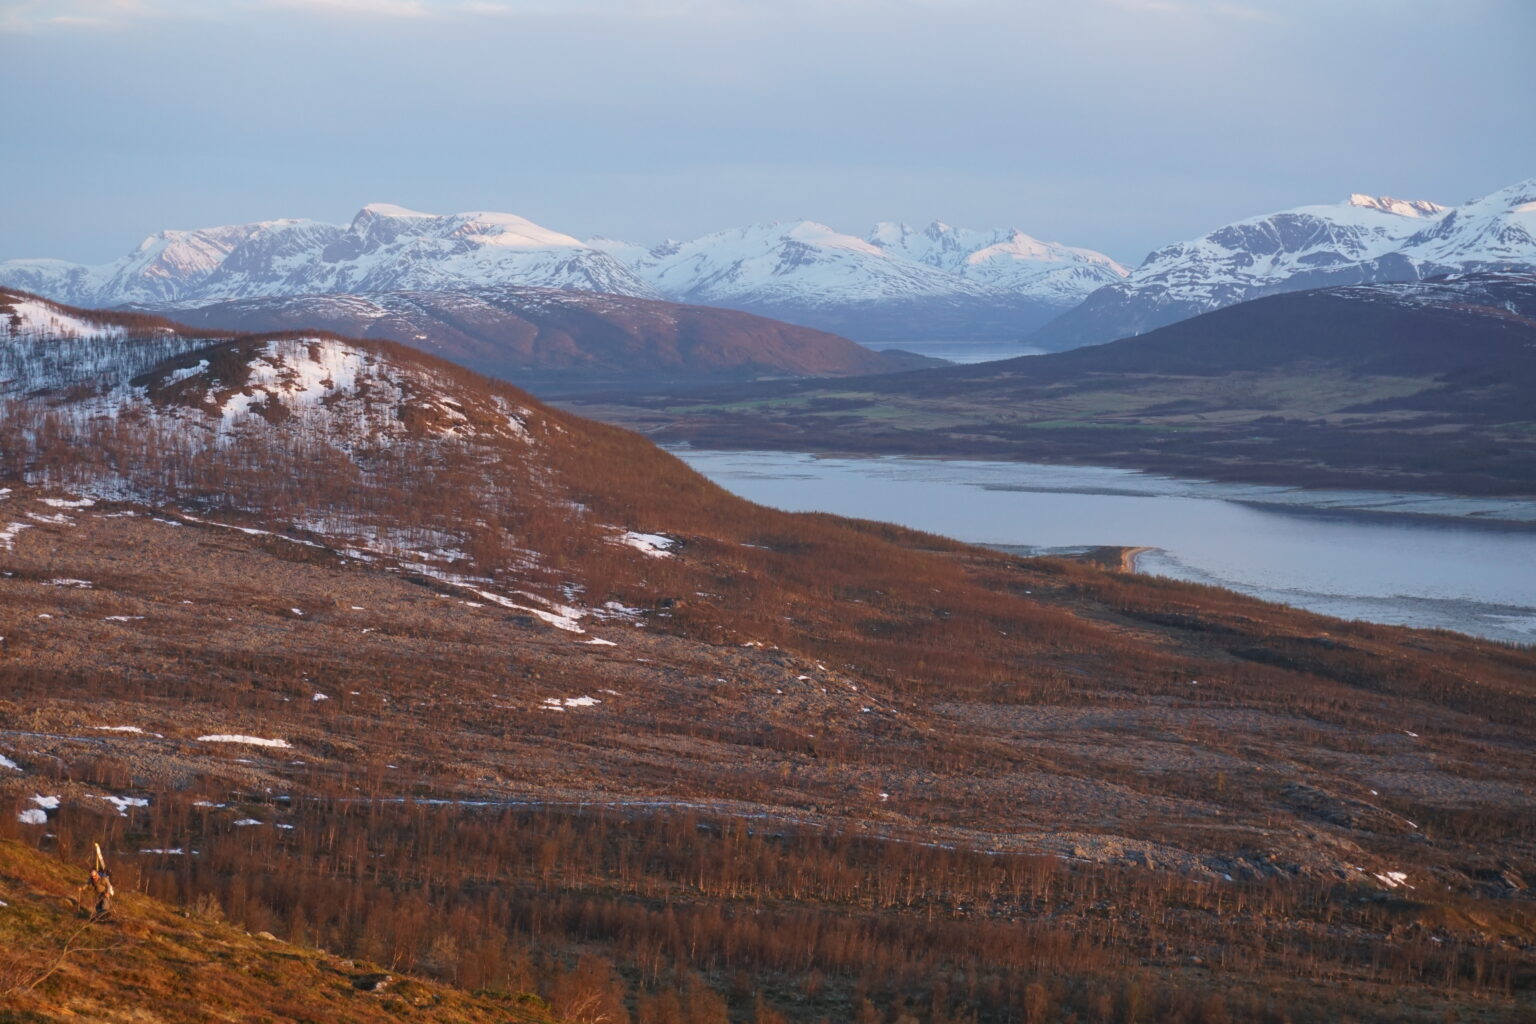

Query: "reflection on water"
(673, 448), (1536, 645)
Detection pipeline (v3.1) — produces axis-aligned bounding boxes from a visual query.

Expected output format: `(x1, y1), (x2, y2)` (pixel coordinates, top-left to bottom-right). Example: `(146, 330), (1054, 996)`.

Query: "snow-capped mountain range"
(586, 219), (1130, 341)
(6, 176), (1533, 354)
(867, 220), (1128, 303)
(594, 220), (1127, 323)
(0, 206), (1129, 344)
(0, 204), (653, 308)
(1029, 177), (1536, 349)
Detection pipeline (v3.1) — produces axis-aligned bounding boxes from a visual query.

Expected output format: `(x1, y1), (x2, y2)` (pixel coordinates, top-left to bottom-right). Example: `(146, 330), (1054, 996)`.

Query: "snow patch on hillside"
(92, 794), (150, 816)
(4, 297), (127, 340)
(197, 734), (292, 748)
(617, 531), (676, 557)
(542, 695), (601, 711)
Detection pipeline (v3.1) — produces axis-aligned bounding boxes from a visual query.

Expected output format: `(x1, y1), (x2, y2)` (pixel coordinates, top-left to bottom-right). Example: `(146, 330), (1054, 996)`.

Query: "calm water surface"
(865, 339), (1046, 364)
(673, 449), (1536, 645)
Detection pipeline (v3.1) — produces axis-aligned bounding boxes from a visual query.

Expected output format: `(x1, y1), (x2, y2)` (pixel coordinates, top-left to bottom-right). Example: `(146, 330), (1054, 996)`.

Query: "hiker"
(86, 843), (115, 917)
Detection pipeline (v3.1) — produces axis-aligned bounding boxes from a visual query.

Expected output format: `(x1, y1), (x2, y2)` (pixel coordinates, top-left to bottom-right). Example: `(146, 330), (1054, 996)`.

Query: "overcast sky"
(3, 0), (1532, 266)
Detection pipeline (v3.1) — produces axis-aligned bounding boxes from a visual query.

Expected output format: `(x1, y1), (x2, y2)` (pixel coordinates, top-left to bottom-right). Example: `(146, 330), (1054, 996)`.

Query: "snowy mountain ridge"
(597, 218), (1129, 307)
(586, 218), (1128, 341)
(0, 205), (658, 308)
(1029, 176), (1536, 349)
(1344, 194), (1446, 218)
(866, 219), (1129, 302)
(608, 220), (997, 306)
(10, 178), (1532, 352)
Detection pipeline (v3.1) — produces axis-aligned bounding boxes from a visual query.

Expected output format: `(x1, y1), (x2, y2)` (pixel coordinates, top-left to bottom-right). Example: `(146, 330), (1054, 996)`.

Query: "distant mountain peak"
(1454, 176), (1536, 213)
(1030, 175), (1535, 350)
(357, 202), (436, 219)
(1346, 194), (1446, 218)
(3, 206), (658, 307)
(723, 219), (873, 250)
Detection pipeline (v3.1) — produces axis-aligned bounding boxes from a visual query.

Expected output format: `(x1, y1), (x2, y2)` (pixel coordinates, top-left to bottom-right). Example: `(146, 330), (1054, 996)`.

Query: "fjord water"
(673, 449), (1536, 645)
(864, 339), (1048, 364)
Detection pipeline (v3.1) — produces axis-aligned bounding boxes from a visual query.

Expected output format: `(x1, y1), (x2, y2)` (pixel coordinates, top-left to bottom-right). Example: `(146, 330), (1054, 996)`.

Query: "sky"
(2, 0), (1533, 266)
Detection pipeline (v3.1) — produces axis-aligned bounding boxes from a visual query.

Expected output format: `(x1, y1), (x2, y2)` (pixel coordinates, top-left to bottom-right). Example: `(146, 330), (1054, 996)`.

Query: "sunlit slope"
(0, 840), (564, 1024)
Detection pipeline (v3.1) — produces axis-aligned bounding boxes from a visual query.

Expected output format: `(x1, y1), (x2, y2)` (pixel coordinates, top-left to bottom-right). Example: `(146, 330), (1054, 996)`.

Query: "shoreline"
(1117, 545), (1155, 573)
(1059, 545), (1157, 573)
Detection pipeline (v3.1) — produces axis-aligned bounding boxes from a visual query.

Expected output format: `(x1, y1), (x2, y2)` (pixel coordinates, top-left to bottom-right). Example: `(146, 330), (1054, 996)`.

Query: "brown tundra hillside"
(2, 289), (1534, 1024)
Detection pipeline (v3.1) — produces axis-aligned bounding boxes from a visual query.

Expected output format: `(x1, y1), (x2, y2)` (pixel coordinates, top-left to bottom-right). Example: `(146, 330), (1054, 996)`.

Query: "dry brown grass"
(0, 839), (564, 1024)
(0, 310), (1532, 1023)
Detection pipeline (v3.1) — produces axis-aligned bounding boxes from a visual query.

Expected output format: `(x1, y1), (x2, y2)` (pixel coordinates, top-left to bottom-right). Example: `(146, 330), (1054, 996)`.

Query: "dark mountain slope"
(133, 286), (937, 393)
(584, 274), (1536, 495)
(1005, 273), (1536, 384)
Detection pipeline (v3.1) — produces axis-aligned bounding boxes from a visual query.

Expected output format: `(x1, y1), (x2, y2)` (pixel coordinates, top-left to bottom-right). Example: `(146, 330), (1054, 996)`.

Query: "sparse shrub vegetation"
(0, 290), (1533, 1022)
